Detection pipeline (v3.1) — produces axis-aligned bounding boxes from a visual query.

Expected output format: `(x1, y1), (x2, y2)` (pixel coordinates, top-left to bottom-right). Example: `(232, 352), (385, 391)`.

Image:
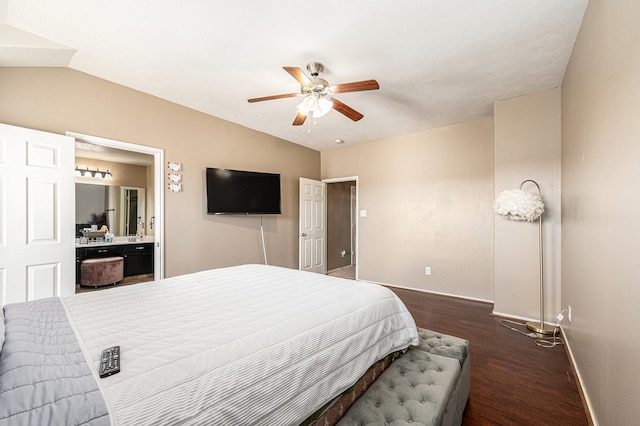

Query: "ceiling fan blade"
(332, 98), (364, 121)
(292, 111), (307, 126)
(283, 66), (312, 87)
(247, 93), (299, 103)
(332, 79), (380, 94)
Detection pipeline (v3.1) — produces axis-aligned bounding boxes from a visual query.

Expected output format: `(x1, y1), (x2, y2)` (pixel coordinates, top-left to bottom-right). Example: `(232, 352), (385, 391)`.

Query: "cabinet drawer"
(122, 243), (153, 253)
(82, 246), (124, 258)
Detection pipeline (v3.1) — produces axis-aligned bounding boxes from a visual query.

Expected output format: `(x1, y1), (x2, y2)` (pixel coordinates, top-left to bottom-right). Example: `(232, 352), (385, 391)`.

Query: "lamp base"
(526, 321), (559, 336)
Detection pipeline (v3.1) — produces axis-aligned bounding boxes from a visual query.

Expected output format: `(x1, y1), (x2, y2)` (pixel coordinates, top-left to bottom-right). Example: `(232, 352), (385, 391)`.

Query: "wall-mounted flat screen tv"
(206, 167), (282, 215)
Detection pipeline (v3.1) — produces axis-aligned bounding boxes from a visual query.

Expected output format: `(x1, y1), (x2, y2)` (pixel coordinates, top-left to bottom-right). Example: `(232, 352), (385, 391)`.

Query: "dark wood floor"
(390, 287), (589, 426)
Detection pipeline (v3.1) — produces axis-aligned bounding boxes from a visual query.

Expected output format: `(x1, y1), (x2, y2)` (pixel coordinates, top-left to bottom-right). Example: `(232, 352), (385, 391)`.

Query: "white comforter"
(62, 264), (418, 426)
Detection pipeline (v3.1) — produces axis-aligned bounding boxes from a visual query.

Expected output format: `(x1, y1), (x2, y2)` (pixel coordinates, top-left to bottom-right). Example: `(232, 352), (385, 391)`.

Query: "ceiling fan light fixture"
(315, 97), (333, 117)
(297, 93), (333, 118)
(298, 95), (318, 114)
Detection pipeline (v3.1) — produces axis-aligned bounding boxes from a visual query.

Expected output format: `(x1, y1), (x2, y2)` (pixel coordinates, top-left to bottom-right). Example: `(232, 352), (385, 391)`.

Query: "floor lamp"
(493, 179), (558, 335)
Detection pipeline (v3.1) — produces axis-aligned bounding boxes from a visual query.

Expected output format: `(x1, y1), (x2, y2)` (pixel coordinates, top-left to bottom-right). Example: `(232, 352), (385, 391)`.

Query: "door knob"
(299, 233), (307, 237)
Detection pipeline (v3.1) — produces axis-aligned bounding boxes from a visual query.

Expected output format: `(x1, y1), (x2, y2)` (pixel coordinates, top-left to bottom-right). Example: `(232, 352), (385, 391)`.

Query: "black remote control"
(99, 346), (121, 378)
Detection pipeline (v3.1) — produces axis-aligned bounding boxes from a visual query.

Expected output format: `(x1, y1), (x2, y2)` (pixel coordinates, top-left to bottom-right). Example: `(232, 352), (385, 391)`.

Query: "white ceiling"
(75, 140), (154, 166)
(1, 0), (587, 152)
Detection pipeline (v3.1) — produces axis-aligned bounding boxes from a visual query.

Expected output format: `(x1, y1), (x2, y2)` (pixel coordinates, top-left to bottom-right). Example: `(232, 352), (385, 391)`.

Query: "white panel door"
(0, 123), (75, 305)
(299, 177), (326, 274)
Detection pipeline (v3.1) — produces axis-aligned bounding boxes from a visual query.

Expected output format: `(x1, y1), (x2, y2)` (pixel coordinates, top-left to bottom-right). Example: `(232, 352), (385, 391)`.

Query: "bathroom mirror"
(76, 183), (145, 236)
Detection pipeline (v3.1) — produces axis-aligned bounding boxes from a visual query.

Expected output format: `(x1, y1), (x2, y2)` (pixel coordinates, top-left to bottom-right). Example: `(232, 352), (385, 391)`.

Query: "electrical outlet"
(568, 305), (572, 322)
(425, 266), (431, 275)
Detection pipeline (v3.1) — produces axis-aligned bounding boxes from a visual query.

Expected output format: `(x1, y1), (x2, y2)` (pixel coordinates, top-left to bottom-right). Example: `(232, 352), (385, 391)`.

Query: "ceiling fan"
(247, 62), (379, 126)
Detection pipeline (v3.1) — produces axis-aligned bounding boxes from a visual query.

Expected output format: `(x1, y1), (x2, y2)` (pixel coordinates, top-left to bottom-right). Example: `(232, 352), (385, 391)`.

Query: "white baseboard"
(360, 279), (493, 304)
(560, 325), (598, 425)
(491, 309), (540, 324)
(491, 310), (565, 329)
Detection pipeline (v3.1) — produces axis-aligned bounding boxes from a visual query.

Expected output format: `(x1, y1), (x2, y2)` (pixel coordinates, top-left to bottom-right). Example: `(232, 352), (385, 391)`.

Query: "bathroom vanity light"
(75, 166), (112, 180)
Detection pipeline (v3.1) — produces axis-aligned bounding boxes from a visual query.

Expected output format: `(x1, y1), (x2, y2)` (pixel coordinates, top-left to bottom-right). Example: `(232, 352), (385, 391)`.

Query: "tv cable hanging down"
(260, 216), (268, 266)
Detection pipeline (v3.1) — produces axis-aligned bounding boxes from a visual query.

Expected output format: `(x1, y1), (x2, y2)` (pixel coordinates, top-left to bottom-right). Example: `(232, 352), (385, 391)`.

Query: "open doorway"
(325, 177), (358, 280)
(68, 131), (165, 287)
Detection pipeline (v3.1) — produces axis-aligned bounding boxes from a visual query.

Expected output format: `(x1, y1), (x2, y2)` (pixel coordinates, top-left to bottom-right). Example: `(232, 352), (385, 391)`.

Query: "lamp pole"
(521, 180), (557, 336)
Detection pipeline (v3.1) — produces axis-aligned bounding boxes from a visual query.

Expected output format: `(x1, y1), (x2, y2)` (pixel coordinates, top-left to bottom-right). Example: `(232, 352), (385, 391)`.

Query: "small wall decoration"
(168, 183), (182, 192)
(167, 162), (181, 172)
(167, 162), (182, 192)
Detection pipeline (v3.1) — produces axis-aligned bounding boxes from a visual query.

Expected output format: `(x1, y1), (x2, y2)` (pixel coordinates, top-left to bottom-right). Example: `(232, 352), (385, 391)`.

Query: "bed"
(0, 264), (418, 426)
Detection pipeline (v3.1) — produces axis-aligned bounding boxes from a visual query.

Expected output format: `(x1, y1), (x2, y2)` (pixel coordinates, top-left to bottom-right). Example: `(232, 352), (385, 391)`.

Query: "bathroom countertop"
(75, 236), (155, 248)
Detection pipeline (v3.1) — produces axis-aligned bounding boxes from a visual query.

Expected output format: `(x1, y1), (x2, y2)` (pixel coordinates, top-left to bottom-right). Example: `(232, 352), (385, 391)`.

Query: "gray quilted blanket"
(0, 298), (109, 426)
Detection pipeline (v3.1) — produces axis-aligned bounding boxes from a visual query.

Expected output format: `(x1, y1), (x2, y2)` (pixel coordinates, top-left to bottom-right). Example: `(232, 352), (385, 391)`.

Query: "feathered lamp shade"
(493, 180), (557, 335)
(493, 188), (544, 221)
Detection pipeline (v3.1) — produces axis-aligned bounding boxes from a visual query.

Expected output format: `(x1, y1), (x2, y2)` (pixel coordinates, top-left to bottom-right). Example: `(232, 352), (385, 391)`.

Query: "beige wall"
(322, 118), (495, 301)
(494, 88), (561, 321)
(0, 68), (320, 277)
(561, 0), (640, 424)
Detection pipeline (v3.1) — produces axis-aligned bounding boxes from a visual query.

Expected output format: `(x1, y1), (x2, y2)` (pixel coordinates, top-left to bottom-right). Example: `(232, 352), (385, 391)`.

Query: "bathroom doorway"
(325, 177), (358, 280)
(69, 131), (165, 283)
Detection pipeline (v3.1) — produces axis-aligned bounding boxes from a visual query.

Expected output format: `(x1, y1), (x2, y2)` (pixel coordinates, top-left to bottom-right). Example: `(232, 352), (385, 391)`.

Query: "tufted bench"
(80, 256), (124, 288)
(336, 328), (470, 426)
